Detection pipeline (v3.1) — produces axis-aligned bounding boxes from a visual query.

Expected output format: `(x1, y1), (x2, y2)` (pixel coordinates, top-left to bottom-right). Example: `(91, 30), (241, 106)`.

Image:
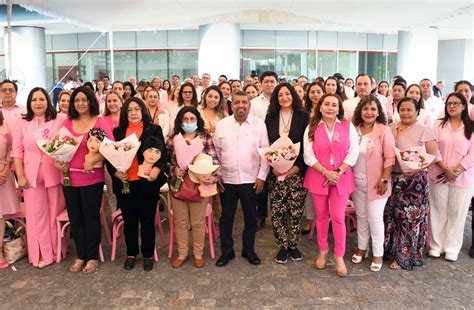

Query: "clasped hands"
(322, 169), (340, 186)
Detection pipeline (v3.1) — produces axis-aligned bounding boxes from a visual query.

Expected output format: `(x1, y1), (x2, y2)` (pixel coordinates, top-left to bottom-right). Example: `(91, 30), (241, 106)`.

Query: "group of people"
(0, 70), (472, 277)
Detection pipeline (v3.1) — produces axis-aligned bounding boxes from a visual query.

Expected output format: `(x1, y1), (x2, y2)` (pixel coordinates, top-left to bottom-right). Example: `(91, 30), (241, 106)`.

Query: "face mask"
(182, 122), (198, 133)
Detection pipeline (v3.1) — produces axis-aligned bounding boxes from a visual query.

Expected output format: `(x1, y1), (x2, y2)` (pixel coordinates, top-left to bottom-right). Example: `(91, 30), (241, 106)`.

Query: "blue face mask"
(182, 122), (198, 133)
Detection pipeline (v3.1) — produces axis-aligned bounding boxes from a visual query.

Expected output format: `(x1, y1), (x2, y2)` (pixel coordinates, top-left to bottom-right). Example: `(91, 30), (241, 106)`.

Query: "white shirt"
(159, 89), (168, 107)
(250, 93), (271, 121)
(343, 96), (387, 122)
(345, 86), (355, 99)
(213, 115), (270, 184)
(424, 95), (444, 125)
(303, 120), (360, 167)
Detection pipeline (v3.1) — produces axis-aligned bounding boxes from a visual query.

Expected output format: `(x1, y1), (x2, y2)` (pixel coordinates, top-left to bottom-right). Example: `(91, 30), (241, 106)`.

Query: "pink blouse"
(62, 117), (113, 187)
(102, 115), (120, 130)
(429, 120), (474, 188)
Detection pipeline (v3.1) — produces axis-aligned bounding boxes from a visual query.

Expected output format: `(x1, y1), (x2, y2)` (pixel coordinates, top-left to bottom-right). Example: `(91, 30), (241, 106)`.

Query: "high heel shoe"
(335, 256), (348, 277)
(315, 250), (329, 270)
(351, 249), (368, 264)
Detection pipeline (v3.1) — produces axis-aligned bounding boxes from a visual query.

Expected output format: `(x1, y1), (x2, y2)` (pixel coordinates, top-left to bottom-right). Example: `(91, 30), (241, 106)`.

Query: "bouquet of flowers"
(36, 127), (82, 186)
(395, 146), (435, 173)
(258, 136), (300, 181)
(100, 133), (141, 194)
(172, 133), (204, 192)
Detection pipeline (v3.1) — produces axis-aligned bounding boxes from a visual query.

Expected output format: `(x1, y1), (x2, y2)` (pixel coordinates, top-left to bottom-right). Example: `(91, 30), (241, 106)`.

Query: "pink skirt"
(0, 172), (20, 217)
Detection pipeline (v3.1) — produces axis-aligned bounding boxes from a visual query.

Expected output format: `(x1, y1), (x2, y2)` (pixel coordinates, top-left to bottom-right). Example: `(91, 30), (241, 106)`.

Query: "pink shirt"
(102, 115), (120, 130)
(1, 103), (26, 130)
(213, 115), (269, 184)
(11, 114), (66, 188)
(63, 117), (113, 187)
(429, 120), (474, 188)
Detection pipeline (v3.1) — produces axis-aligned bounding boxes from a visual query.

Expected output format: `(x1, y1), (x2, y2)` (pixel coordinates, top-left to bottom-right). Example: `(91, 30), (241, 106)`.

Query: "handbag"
(3, 226), (27, 264)
(172, 173), (203, 202)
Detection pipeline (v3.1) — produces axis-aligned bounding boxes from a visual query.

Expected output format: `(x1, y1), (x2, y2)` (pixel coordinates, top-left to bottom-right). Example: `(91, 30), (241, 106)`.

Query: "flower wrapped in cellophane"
(100, 133), (141, 194)
(36, 127), (82, 186)
(258, 136), (300, 181)
(171, 133), (204, 192)
(395, 145), (435, 173)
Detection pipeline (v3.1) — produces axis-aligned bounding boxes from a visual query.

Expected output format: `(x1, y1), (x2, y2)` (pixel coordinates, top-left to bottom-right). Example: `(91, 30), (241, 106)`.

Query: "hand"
(54, 161), (69, 172)
(83, 160), (94, 174)
(147, 168), (159, 182)
(253, 178), (265, 194)
(114, 171), (128, 182)
(444, 167), (458, 182)
(0, 175), (6, 185)
(17, 175), (31, 189)
(285, 166), (300, 177)
(375, 180), (388, 196)
(200, 175), (216, 185)
(175, 166), (185, 178)
(324, 170), (340, 185)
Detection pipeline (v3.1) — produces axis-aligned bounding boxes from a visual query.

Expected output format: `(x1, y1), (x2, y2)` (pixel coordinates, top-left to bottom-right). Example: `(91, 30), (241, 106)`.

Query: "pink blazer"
(363, 122), (395, 200)
(304, 120), (355, 195)
(11, 115), (66, 188)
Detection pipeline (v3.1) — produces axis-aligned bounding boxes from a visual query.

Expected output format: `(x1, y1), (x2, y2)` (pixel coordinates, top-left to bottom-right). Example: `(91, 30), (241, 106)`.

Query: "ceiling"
(2, 0), (474, 40)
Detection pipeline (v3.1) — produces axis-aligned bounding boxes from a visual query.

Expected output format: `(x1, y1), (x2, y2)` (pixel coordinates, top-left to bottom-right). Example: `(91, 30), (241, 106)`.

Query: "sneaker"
(275, 248), (288, 264)
(289, 248), (303, 261)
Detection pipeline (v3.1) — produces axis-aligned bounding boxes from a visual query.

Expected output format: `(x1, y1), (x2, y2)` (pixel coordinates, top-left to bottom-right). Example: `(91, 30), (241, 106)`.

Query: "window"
(79, 51), (108, 83)
(241, 49), (275, 79)
(0, 55), (4, 76)
(137, 50), (168, 80)
(359, 51), (386, 82)
(54, 53), (79, 82)
(317, 50), (337, 78)
(338, 51), (358, 80)
(110, 51), (137, 82)
(276, 50), (307, 80)
(307, 51), (317, 79)
(46, 53), (54, 89)
(387, 52), (397, 82)
(168, 50), (198, 80)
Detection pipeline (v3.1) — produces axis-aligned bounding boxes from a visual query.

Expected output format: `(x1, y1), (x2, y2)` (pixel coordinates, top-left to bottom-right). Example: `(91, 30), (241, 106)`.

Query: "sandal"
(82, 260), (99, 274)
(370, 261), (383, 272)
(335, 256), (348, 277)
(351, 249), (367, 264)
(389, 260), (401, 270)
(0, 260), (9, 269)
(69, 259), (85, 273)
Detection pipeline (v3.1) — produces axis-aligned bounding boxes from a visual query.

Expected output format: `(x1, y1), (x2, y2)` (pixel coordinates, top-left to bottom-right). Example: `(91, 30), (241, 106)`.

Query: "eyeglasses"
(446, 102), (463, 108)
(1, 88), (15, 94)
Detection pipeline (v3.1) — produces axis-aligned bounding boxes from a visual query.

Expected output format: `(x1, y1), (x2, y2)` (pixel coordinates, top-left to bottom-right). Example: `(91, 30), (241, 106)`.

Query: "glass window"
(338, 51), (358, 80)
(54, 53), (79, 82)
(307, 51), (317, 80)
(168, 50), (198, 80)
(241, 49), (275, 79)
(46, 53), (54, 89)
(387, 52), (397, 83)
(137, 50), (168, 80)
(0, 55), (4, 75)
(359, 51), (386, 82)
(276, 50), (307, 81)
(317, 50), (337, 78)
(78, 51), (108, 83)
(110, 51), (137, 82)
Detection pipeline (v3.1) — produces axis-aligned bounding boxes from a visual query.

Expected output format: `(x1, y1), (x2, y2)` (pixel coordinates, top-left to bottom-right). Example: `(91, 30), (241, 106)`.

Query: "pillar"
(198, 23), (240, 82)
(4, 26), (46, 104)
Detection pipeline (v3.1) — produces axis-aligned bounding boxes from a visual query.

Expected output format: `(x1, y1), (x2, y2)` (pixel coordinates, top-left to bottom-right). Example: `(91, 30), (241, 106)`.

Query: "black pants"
(219, 183), (258, 256)
(256, 181), (268, 218)
(117, 180), (159, 258)
(471, 198), (474, 249)
(63, 182), (103, 260)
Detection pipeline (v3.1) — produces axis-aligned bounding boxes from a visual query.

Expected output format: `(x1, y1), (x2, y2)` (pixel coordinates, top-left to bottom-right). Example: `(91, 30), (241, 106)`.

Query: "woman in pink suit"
(11, 87), (66, 268)
(0, 110), (20, 269)
(303, 93), (359, 277)
(350, 95), (395, 272)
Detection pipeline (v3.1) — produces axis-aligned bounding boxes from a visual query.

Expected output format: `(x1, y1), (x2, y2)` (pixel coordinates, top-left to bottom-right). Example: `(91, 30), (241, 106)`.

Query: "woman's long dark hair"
(440, 92), (473, 140)
(352, 95), (387, 126)
(177, 82), (198, 107)
(119, 97), (152, 129)
(171, 106), (205, 137)
(304, 81), (325, 114)
(23, 87), (57, 122)
(267, 83), (303, 118)
(69, 86), (99, 119)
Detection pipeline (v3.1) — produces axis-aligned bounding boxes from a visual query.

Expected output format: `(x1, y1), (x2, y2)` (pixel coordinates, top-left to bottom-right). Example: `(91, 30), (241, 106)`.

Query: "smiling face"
(220, 83), (231, 100)
(231, 81), (241, 93)
(320, 95), (339, 121)
(205, 89), (221, 110)
(407, 85), (422, 102)
(245, 86), (258, 100)
(294, 85), (305, 101)
(127, 101), (143, 124)
(106, 93), (122, 114)
(361, 101), (379, 126)
(74, 92), (90, 116)
(143, 147), (161, 164)
(30, 90), (48, 117)
(325, 79), (337, 95)
(59, 93), (70, 114)
(278, 86), (293, 111)
(308, 84), (324, 104)
(231, 94), (250, 122)
(398, 100), (418, 126)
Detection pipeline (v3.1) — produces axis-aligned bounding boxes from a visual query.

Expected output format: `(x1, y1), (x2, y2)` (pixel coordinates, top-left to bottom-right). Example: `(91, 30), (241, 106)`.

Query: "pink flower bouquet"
(395, 146), (435, 173)
(172, 133), (204, 192)
(258, 136), (300, 181)
(36, 127), (82, 186)
(99, 133), (141, 194)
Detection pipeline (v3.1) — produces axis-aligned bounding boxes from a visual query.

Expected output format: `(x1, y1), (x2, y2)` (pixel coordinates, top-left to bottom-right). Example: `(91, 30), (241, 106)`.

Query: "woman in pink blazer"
(12, 87), (66, 268)
(303, 93), (359, 277)
(350, 95), (395, 272)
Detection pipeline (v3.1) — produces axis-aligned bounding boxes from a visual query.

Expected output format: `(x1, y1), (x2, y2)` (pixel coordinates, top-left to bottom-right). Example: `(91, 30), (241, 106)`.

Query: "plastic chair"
(168, 197), (216, 259)
(308, 199), (357, 240)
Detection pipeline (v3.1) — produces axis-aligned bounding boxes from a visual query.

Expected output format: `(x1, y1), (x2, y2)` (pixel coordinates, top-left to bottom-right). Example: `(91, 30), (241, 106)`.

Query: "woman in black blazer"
(106, 97), (168, 272)
(265, 83), (309, 264)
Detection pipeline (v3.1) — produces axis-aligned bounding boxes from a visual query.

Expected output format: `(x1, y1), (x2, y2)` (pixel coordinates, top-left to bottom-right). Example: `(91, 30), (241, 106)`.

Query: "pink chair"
(168, 197), (216, 259)
(308, 199), (357, 240)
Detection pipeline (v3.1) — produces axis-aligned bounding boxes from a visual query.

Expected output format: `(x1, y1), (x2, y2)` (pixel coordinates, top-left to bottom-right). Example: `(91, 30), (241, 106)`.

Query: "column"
(397, 28), (439, 84)
(198, 24), (240, 82)
(4, 26), (46, 104)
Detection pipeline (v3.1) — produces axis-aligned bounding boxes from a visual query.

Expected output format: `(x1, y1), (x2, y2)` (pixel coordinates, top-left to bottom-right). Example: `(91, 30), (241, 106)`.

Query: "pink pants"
(311, 187), (349, 257)
(23, 170), (65, 267)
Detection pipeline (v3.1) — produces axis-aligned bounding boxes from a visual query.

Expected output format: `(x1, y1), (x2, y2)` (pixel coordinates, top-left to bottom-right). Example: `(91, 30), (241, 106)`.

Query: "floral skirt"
(384, 170), (429, 270)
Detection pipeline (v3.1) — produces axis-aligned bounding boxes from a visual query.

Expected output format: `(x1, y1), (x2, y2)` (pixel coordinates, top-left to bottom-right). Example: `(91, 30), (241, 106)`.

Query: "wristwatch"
(336, 168), (342, 175)
(381, 178), (388, 184)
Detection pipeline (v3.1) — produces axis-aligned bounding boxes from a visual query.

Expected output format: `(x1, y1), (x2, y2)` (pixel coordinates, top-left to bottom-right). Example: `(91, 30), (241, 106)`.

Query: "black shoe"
(275, 249), (288, 264)
(289, 248), (303, 261)
(123, 256), (136, 271)
(242, 252), (261, 265)
(216, 252), (235, 267)
(143, 257), (154, 272)
(301, 229), (310, 235)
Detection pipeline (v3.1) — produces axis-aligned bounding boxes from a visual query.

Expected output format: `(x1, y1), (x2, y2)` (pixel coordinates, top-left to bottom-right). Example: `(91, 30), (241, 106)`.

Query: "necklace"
(280, 111), (293, 133)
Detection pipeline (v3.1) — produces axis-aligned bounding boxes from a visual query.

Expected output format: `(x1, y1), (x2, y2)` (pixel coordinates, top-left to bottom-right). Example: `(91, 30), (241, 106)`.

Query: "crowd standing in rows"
(0, 70), (473, 277)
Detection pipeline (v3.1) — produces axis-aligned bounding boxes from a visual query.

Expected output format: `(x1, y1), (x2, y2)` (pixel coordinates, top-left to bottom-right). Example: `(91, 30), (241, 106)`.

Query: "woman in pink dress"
(0, 111), (20, 269)
(11, 87), (66, 268)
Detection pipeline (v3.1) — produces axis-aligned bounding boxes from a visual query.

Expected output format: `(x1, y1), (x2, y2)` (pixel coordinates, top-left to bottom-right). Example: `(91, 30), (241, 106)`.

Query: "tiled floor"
(1, 209), (473, 309)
